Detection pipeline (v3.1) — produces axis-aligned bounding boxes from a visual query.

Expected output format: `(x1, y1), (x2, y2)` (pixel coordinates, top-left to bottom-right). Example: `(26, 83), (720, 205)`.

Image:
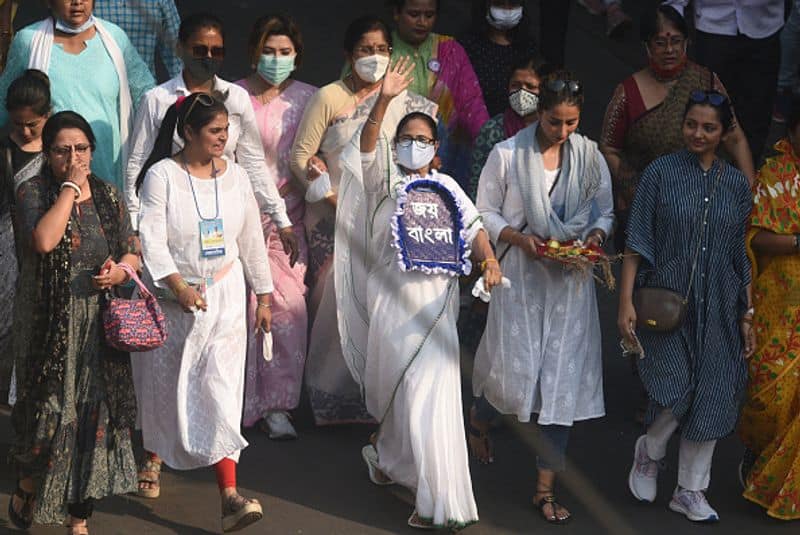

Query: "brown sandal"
(136, 457), (161, 499)
(534, 493), (572, 524)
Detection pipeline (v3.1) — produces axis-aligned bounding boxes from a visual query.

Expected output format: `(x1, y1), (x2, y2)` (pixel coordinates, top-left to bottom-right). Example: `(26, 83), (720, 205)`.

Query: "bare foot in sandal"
(466, 406), (494, 464)
(67, 516), (90, 535)
(533, 488), (572, 524)
(136, 453), (162, 499)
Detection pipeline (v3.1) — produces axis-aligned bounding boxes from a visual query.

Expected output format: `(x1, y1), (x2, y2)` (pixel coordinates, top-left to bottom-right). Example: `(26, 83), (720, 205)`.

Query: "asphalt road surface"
(0, 1), (794, 533)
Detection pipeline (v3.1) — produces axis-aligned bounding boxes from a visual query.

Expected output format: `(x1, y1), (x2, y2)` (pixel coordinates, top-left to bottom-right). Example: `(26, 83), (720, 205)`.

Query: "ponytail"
(135, 103), (180, 193)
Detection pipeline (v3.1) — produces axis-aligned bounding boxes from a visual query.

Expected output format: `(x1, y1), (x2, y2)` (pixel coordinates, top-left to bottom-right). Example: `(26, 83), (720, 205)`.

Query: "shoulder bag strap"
(683, 162), (724, 303)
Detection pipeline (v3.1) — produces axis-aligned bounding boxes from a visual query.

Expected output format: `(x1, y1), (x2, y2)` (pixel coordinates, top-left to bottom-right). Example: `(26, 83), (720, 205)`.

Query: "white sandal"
(407, 510), (435, 530)
(361, 445), (394, 486)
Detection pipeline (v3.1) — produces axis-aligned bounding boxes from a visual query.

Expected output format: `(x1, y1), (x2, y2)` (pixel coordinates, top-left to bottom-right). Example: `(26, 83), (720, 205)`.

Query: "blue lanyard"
(183, 157), (220, 221)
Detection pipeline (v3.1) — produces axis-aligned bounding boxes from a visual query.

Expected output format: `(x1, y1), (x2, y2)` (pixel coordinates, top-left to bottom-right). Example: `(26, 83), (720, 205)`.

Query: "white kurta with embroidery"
(472, 135), (613, 425)
(134, 158), (272, 469)
(336, 136), (480, 527)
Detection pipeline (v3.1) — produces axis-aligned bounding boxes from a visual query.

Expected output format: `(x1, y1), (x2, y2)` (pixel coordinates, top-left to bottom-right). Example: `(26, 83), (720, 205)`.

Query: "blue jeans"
(779, 0), (800, 90)
(473, 396), (571, 472)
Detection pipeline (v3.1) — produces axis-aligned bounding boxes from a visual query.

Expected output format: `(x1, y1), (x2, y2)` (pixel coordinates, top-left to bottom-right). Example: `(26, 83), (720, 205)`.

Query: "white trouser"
(645, 409), (717, 492)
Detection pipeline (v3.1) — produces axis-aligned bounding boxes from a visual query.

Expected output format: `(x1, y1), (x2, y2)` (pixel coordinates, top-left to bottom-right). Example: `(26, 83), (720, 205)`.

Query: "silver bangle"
(60, 181), (81, 199)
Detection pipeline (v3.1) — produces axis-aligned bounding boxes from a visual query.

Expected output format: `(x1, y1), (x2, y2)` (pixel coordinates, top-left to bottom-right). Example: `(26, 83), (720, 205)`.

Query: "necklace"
(183, 157), (220, 221)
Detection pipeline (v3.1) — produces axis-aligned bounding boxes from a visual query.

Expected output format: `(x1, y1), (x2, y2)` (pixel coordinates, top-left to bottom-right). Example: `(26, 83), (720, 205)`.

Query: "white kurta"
(337, 137), (479, 526)
(472, 135), (613, 425)
(134, 158), (272, 469)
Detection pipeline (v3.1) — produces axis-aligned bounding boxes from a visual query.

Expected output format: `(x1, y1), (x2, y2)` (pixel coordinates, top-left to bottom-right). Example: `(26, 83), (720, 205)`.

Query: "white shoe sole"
(222, 501), (263, 532)
(668, 499), (719, 523)
(628, 436), (656, 503)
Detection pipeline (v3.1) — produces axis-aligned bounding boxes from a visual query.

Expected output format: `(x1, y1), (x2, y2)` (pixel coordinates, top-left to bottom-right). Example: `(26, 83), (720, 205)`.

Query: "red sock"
(214, 458), (237, 491)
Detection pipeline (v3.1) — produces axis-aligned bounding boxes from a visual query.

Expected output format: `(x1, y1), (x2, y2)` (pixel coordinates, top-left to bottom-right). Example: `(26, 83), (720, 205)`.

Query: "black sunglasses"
(545, 79), (582, 96)
(183, 93), (215, 120)
(689, 90), (728, 107)
(191, 45), (225, 60)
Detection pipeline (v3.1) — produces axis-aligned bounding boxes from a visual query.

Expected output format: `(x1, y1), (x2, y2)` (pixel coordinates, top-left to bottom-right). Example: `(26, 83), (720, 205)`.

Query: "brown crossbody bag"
(633, 164), (723, 333)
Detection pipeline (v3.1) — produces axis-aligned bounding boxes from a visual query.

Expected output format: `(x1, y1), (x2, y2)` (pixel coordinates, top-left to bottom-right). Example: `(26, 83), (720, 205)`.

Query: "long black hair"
(135, 92), (228, 192)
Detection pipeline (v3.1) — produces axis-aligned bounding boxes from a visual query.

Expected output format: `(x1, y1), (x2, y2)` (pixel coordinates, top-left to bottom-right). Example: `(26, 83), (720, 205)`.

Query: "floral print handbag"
(103, 262), (167, 352)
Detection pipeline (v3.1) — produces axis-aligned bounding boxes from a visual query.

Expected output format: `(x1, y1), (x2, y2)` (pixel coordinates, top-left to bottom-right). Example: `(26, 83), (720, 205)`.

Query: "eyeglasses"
(183, 93), (215, 120)
(50, 143), (91, 157)
(545, 79), (582, 96)
(650, 36), (686, 51)
(191, 45), (225, 59)
(397, 135), (435, 149)
(689, 90), (728, 107)
(354, 45), (392, 56)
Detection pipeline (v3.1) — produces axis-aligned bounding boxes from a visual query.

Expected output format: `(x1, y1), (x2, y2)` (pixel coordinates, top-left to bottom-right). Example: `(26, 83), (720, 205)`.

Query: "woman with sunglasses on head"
(738, 99), (800, 521)
(600, 4), (754, 255)
(126, 13), (297, 261)
(0, 69), (50, 407)
(8, 111), (140, 534)
(336, 58), (500, 530)
(459, 0), (537, 118)
(0, 0), (154, 192)
(234, 14), (316, 440)
(291, 15), (436, 426)
(388, 0), (490, 189)
(470, 71), (613, 525)
(618, 91), (754, 523)
(134, 92), (272, 532)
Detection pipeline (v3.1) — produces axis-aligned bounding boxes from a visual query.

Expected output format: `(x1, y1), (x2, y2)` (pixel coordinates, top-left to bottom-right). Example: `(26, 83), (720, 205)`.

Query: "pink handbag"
(103, 263), (167, 352)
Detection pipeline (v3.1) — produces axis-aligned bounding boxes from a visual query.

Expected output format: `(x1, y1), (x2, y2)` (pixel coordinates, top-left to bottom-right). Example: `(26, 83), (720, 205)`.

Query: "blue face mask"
(55, 14), (96, 34)
(256, 54), (296, 86)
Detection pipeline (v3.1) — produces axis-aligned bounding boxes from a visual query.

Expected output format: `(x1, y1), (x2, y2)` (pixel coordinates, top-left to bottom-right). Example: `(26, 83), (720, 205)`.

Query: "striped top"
(627, 150), (752, 441)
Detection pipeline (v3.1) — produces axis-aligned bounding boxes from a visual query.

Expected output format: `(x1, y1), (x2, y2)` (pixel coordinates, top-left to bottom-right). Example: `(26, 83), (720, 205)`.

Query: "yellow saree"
(740, 138), (800, 520)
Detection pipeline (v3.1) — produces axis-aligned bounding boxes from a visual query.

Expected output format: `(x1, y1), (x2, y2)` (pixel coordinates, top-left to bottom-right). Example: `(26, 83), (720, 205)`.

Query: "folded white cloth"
(262, 330), (273, 362)
(471, 276), (511, 303)
(305, 171), (332, 203)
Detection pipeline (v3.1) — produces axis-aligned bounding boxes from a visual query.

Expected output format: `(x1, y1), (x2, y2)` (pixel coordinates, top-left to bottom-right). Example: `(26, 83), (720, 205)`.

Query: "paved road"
(0, 1), (794, 533)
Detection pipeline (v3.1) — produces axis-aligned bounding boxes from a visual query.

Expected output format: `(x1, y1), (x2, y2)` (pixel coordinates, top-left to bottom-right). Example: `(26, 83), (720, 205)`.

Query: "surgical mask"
(396, 142), (436, 172)
(509, 88), (539, 116)
(486, 6), (523, 30)
(184, 56), (223, 83)
(354, 54), (389, 83)
(257, 54), (296, 86)
(55, 14), (96, 34)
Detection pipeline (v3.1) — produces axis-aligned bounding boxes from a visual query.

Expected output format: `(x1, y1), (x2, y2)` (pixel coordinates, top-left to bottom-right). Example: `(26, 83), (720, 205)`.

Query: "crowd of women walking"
(0, 0), (798, 533)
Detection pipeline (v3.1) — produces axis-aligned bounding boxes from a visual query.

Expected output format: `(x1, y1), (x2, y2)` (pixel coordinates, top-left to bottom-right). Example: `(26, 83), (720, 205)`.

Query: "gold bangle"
(480, 258), (499, 272)
(257, 302), (271, 309)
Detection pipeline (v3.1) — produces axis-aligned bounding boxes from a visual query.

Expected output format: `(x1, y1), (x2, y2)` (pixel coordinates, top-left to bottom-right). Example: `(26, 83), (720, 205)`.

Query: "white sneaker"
(669, 487), (719, 522)
(628, 435), (658, 502)
(263, 411), (297, 440)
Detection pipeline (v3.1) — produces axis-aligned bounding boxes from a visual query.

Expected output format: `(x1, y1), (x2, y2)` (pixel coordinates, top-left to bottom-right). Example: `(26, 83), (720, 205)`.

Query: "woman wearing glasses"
(600, 4), (753, 254)
(235, 14), (316, 440)
(134, 93), (272, 532)
(336, 59), (500, 530)
(618, 91), (754, 523)
(8, 111), (140, 534)
(470, 71), (613, 524)
(125, 13), (297, 259)
(290, 15), (436, 426)
(0, 0), (154, 192)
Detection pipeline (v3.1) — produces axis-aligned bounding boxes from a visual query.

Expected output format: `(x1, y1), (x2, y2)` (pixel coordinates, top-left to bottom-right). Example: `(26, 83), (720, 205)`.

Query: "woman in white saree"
(469, 71), (614, 524)
(336, 59), (502, 530)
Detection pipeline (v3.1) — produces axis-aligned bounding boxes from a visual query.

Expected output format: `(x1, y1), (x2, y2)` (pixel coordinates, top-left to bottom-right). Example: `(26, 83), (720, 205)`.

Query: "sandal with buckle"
(466, 408), (494, 464)
(221, 493), (263, 532)
(136, 457), (162, 499)
(8, 481), (35, 529)
(534, 490), (572, 524)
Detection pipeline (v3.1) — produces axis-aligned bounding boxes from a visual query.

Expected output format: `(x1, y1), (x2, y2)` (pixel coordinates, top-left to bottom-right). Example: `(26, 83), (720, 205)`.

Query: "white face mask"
(486, 6), (524, 30)
(354, 54), (389, 83)
(509, 88), (539, 116)
(396, 142), (436, 172)
(55, 14), (96, 34)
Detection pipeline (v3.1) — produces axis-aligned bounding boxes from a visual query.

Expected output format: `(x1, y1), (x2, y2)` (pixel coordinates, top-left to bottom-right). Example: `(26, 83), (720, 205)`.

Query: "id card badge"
(199, 218), (226, 257)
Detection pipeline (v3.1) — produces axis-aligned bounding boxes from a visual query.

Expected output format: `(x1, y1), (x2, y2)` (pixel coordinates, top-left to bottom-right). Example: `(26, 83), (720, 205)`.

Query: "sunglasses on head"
(183, 93), (215, 120)
(191, 45), (225, 59)
(545, 79), (582, 96)
(689, 90), (728, 107)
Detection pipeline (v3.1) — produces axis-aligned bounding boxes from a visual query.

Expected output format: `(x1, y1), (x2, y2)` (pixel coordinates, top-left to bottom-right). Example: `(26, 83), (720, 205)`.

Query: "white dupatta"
(28, 17), (132, 164)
